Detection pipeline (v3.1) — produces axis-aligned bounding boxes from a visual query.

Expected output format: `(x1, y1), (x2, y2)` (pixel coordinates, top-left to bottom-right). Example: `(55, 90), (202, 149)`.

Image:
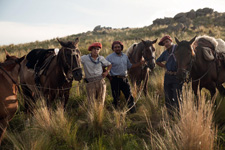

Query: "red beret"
(88, 42), (102, 51)
(112, 41), (124, 50)
(158, 35), (172, 46)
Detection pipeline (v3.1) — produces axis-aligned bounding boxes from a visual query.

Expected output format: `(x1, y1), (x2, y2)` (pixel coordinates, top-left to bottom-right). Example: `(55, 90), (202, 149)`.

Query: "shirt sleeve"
(106, 55), (111, 63)
(81, 55), (85, 64)
(127, 57), (132, 69)
(156, 51), (166, 62)
(100, 56), (111, 66)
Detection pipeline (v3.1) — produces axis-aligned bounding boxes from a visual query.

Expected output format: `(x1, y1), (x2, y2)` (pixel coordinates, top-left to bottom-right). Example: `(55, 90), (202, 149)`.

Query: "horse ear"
(175, 37), (180, 44)
(57, 38), (67, 47)
(18, 55), (25, 63)
(152, 39), (158, 44)
(4, 49), (10, 58)
(74, 38), (79, 45)
(189, 36), (197, 45)
(142, 40), (146, 46)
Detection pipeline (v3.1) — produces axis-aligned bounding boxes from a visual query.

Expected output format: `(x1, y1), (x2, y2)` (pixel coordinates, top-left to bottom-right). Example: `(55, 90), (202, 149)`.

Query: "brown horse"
(20, 38), (82, 111)
(174, 35), (225, 98)
(127, 39), (157, 95)
(0, 51), (24, 144)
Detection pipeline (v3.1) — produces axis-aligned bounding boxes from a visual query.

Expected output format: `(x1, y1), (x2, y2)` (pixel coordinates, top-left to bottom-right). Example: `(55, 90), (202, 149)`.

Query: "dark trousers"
(110, 77), (135, 112)
(164, 74), (183, 114)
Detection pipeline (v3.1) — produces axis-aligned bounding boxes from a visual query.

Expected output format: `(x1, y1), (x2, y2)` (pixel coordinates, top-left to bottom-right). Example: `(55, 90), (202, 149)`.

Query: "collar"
(89, 54), (100, 64)
(114, 52), (124, 57)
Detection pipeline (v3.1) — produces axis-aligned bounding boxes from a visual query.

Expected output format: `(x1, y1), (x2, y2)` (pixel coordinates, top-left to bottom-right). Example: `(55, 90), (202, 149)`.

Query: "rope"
(124, 69), (149, 113)
(191, 62), (213, 82)
(18, 82), (83, 91)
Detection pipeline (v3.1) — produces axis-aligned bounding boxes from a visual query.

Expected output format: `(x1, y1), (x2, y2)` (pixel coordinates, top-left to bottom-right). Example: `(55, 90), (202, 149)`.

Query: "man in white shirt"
(81, 42), (112, 106)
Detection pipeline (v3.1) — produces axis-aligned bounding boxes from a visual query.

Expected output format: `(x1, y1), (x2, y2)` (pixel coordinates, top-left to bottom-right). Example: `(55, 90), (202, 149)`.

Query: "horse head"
(1, 50), (25, 83)
(174, 36), (196, 83)
(141, 39), (157, 70)
(3, 50), (25, 70)
(57, 38), (82, 81)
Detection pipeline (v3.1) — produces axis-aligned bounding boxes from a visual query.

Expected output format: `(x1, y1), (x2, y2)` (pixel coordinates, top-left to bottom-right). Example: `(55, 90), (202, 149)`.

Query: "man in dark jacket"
(156, 35), (183, 114)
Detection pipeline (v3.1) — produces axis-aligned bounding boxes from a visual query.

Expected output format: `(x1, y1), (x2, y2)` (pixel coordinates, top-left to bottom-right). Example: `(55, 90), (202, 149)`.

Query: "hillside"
(1, 7), (225, 58)
(1, 7), (225, 149)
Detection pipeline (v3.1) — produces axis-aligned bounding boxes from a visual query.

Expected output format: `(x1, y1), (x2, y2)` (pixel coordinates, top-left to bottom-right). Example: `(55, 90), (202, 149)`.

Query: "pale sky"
(0, 0), (224, 46)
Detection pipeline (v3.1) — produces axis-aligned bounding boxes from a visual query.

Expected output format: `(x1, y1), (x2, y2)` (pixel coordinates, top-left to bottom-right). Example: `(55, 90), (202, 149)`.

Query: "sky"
(0, 0), (224, 46)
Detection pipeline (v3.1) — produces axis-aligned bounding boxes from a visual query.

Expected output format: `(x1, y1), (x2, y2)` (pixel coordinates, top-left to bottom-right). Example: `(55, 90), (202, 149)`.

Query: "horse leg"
(21, 85), (35, 113)
(192, 81), (200, 105)
(60, 89), (69, 110)
(135, 80), (142, 97)
(0, 119), (8, 145)
(44, 90), (55, 108)
(143, 72), (149, 96)
(217, 84), (225, 96)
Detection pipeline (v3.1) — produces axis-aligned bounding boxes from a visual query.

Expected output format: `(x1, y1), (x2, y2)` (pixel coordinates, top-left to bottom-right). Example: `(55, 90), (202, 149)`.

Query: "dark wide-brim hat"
(88, 42), (102, 51)
(158, 35), (172, 46)
(112, 41), (124, 50)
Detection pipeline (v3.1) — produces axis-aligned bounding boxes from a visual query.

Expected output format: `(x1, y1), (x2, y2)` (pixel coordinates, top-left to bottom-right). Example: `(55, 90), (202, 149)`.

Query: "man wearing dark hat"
(81, 42), (112, 106)
(156, 35), (182, 114)
(106, 41), (144, 113)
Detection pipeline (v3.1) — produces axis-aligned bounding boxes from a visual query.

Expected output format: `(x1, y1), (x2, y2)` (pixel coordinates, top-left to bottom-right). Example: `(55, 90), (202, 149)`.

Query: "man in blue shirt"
(106, 41), (144, 113)
(156, 35), (182, 114)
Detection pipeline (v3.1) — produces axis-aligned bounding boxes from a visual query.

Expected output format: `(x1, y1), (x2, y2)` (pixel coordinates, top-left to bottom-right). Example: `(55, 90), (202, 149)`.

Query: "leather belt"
(85, 76), (103, 83)
(112, 75), (127, 78)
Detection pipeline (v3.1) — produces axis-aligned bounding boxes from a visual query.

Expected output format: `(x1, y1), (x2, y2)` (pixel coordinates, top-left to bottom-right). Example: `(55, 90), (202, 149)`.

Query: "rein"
(191, 61), (214, 82)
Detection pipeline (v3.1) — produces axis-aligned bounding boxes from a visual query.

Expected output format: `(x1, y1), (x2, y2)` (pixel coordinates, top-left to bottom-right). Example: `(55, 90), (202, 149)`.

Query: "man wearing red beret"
(156, 35), (182, 115)
(106, 41), (145, 113)
(81, 42), (112, 106)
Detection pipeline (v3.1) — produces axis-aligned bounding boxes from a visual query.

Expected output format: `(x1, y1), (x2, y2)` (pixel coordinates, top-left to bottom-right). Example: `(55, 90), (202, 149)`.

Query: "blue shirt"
(156, 45), (177, 72)
(106, 52), (132, 76)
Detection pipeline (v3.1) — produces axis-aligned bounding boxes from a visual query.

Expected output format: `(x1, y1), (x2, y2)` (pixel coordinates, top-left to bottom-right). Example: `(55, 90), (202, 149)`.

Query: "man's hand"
(102, 70), (109, 78)
(140, 58), (145, 65)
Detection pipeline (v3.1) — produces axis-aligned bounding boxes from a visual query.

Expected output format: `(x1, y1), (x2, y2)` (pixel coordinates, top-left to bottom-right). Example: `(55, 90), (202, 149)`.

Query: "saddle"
(26, 49), (56, 85)
(195, 39), (225, 64)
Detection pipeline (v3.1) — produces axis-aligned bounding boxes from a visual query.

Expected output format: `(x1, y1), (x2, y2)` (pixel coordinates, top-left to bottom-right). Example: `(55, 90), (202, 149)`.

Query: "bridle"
(0, 61), (22, 94)
(61, 47), (81, 82)
(177, 55), (195, 83)
(142, 46), (155, 68)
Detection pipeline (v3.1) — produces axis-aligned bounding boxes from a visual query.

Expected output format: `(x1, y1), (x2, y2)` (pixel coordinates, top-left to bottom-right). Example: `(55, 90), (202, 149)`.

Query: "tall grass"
(148, 86), (217, 150)
(5, 99), (79, 150)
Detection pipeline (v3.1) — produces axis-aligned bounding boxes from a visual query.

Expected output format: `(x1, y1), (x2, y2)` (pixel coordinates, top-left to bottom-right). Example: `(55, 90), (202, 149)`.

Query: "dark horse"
(127, 39), (157, 95)
(0, 51), (24, 144)
(20, 38), (82, 111)
(174, 36), (225, 98)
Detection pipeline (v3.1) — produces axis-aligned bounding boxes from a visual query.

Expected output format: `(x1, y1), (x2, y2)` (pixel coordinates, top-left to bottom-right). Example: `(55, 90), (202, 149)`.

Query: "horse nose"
(151, 63), (155, 69)
(73, 69), (83, 81)
(148, 62), (155, 69)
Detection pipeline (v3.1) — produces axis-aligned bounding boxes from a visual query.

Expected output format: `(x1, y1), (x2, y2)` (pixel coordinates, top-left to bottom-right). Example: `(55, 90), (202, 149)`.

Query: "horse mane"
(195, 35), (225, 53)
(57, 47), (64, 65)
(126, 43), (137, 58)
